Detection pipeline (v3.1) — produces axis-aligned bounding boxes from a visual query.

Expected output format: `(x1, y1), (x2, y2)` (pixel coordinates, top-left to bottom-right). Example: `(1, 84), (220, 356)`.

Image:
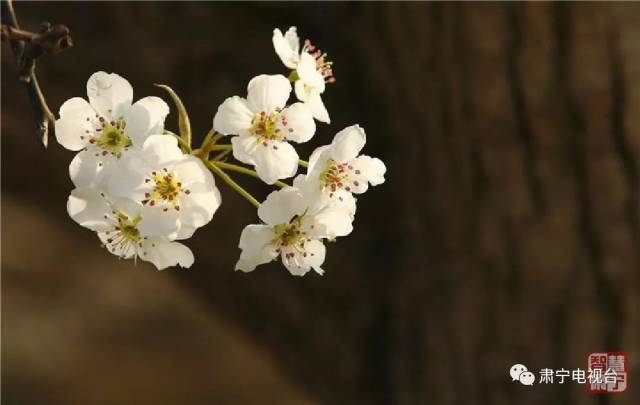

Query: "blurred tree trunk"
(184, 3), (640, 405)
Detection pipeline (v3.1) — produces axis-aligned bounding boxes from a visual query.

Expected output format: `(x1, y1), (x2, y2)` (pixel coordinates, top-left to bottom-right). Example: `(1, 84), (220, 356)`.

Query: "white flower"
(213, 74), (315, 185)
(301, 125), (386, 214)
(272, 26), (300, 69)
(108, 135), (222, 240)
(55, 71), (170, 188)
(272, 27), (334, 123)
(235, 187), (353, 276)
(67, 187), (194, 270)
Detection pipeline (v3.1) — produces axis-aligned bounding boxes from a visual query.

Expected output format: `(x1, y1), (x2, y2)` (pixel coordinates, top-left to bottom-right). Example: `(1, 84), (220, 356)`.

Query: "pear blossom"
(213, 74), (315, 184)
(67, 187), (194, 270)
(108, 135), (222, 239)
(235, 187), (353, 276)
(55, 71), (170, 188)
(272, 27), (334, 123)
(300, 124), (386, 215)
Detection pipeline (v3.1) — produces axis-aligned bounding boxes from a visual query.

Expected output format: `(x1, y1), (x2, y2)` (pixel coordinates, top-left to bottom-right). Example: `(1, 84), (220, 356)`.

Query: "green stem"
(214, 161), (289, 188)
(203, 159), (260, 208)
(298, 159), (309, 168)
(212, 148), (232, 162)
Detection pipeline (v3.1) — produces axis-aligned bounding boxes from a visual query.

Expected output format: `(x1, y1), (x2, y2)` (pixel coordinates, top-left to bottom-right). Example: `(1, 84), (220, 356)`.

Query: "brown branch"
(1, 0), (73, 147)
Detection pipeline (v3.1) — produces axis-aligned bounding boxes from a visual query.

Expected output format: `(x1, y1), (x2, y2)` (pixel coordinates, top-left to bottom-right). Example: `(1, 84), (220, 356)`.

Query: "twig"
(1, 0), (73, 147)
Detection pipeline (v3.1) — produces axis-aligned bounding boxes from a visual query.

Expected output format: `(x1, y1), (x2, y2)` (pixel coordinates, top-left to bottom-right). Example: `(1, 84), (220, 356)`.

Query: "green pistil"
(117, 212), (141, 242)
(94, 124), (132, 157)
(274, 218), (304, 247)
(251, 112), (285, 143)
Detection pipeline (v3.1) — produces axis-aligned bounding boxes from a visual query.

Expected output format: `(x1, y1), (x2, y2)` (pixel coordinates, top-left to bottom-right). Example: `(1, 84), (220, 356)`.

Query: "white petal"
(348, 155), (387, 193)
(306, 144), (332, 176)
(141, 134), (184, 167)
(235, 225), (279, 272)
(213, 96), (253, 135)
(138, 205), (180, 239)
(123, 96), (170, 145)
(141, 239), (194, 270)
(281, 239), (325, 276)
(258, 187), (306, 226)
(55, 97), (94, 151)
(98, 231), (135, 259)
(304, 203), (354, 239)
(69, 150), (111, 188)
(294, 174), (357, 220)
(272, 27), (300, 69)
(175, 222), (197, 240)
(231, 133), (259, 165)
(331, 124), (366, 162)
(246, 75), (291, 113)
(67, 187), (111, 231)
(87, 71), (133, 119)
(252, 140), (299, 184)
(296, 52), (325, 92)
(172, 156), (212, 186)
(179, 187), (221, 229)
(105, 153), (150, 200)
(278, 102), (315, 143)
(303, 91), (330, 124)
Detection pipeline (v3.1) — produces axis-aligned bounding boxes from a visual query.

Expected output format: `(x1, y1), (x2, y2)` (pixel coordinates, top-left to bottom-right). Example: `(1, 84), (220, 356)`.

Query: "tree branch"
(1, 0), (73, 147)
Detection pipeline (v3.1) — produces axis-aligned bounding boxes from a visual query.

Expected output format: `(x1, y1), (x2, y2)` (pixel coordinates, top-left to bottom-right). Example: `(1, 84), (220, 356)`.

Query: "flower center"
(86, 115), (132, 158)
(303, 39), (336, 84)
(320, 159), (352, 193)
(142, 168), (190, 211)
(102, 210), (143, 260)
(250, 110), (287, 145)
(274, 217), (306, 248)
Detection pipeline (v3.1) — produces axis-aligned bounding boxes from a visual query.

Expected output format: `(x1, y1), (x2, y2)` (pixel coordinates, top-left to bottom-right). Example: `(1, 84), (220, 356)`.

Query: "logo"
(587, 352), (627, 393)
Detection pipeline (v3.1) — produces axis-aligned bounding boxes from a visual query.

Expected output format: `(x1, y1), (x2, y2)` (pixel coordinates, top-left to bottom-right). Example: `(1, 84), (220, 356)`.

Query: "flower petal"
(301, 90), (330, 124)
(138, 205), (180, 239)
(252, 140), (299, 184)
(87, 71), (133, 119)
(296, 52), (325, 92)
(246, 74), (291, 113)
(141, 134), (184, 167)
(179, 186), (221, 229)
(123, 96), (170, 145)
(281, 239), (325, 276)
(213, 96), (253, 135)
(141, 239), (194, 270)
(306, 144), (332, 176)
(258, 187), (306, 225)
(55, 97), (95, 151)
(348, 155), (387, 193)
(172, 156), (212, 186)
(235, 224), (279, 272)
(231, 133), (259, 165)
(67, 187), (112, 231)
(69, 150), (112, 188)
(105, 153), (150, 200)
(278, 102), (315, 143)
(272, 27), (300, 69)
(330, 124), (366, 162)
(304, 203), (354, 239)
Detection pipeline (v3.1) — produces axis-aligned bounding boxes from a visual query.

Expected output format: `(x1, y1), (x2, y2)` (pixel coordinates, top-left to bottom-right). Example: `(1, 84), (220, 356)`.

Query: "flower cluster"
(56, 72), (221, 269)
(54, 26), (385, 275)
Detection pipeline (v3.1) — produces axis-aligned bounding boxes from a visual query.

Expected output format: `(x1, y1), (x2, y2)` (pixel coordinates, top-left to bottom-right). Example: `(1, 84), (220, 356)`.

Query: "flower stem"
(212, 148), (233, 162)
(214, 161), (289, 188)
(298, 159), (309, 168)
(203, 159), (260, 208)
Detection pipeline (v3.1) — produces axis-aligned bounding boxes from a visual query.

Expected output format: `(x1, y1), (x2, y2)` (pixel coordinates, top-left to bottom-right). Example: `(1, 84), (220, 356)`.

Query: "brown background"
(2, 2), (639, 405)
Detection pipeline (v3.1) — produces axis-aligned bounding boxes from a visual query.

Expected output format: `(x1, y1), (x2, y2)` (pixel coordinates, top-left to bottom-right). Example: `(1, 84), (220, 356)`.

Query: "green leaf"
(154, 84), (191, 151)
